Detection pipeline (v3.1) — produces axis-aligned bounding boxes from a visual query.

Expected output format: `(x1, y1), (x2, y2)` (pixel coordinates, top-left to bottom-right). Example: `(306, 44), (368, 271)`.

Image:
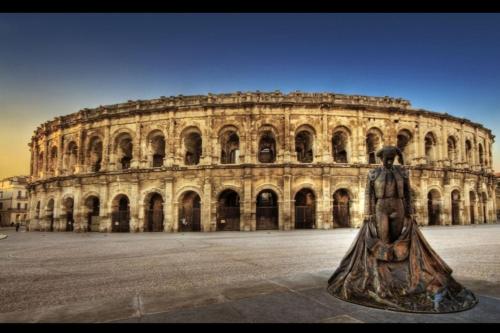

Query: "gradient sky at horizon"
(1, 13), (500, 178)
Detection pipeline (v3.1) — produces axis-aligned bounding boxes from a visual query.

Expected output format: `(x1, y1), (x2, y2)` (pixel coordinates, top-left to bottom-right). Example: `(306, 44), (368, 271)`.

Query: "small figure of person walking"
(15, 222), (20, 232)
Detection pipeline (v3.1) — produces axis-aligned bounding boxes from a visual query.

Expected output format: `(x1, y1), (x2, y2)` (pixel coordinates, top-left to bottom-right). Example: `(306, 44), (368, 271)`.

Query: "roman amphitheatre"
(26, 91), (496, 233)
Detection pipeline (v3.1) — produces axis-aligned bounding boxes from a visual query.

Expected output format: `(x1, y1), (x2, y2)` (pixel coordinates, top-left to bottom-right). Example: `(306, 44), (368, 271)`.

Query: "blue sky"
(1, 13), (499, 177)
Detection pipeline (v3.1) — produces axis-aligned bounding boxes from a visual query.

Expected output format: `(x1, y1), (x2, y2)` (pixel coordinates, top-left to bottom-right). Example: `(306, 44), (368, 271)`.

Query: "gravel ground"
(1, 224), (499, 315)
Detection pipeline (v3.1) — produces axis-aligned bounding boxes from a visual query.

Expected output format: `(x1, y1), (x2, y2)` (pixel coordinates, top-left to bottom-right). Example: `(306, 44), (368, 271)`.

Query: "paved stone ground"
(0, 224), (499, 323)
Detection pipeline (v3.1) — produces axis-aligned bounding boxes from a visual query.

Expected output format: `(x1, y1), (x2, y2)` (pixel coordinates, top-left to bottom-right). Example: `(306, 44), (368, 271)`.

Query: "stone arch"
(257, 124), (279, 163)
(451, 189), (461, 225)
(427, 188), (442, 225)
(480, 191), (488, 224)
(178, 190), (202, 232)
(146, 129), (166, 168)
(218, 125), (240, 164)
(333, 188), (352, 228)
(478, 142), (485, 167)
(86, 136), (103, 172)
(256, 188), (279, 230)
(396, 128), (414, 165)
(83, 193), (100, 232)
(465, 139), (473, 166)
(143, 191), (164, 232)
(294, 124), (315, 163)
(424, 131), (438, 165)
(469, 190), (477, 224)
(366, 127), (384, 164)
(111, 194), (130, 232)
(447, 135), (459, 164)
(61, 196), (75, 232)
(180, 126), (203, 166)
(48, 145), (58, 174)
(113, 131), (134, 170)
(64, 140), (78, 174)
(45, 197), (55, 231)
(254, 183), (284, 202)
(216, 189), (240, 231)
(175, 186), (204, 204)
(332, 126), (351, 163)
(294, 188), (316, 229)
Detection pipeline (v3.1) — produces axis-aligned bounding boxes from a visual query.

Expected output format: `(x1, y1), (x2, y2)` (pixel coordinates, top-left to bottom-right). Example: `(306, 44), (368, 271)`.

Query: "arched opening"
(111, 195), (130, 232)
(425, 132), (437, 165)
(465, 140), (472, 166)
(178, 191), (201, 231)
(333, 189), (351, 228)
(216, 189), (240, 231)
(65, 141), (78, 174)
(256, 190), (279, 230)
(85, 196), (100, 232)
(479, 143), (484, 167)
(63, 197), (74, 231)
(147, 131), (166, 168)
(294, 189), (315, 229)
(87, 137), (103, 172)
(49, 146), (58, 174)
(332, 130), (349, 163)
(295, 131), (313, 163)
(481, 192), (488, 224)
(469, 191), (476, 224)
(37, 152), (44, 177)
(447, 136), (457, 163)
(115, 133), (133, 170)
(366, 129), (382, 164)
(184, 132), (202, 166)
(451, 190), (460, 225)
(47, 199), (55, 231)
(145, 193), (164, 232)
(220, 131), (240, 164)
(397, 130), (413, 165)
(35, 201), (40, 219)
(427, 190), (441, 225)
(258, 131), (276, 163)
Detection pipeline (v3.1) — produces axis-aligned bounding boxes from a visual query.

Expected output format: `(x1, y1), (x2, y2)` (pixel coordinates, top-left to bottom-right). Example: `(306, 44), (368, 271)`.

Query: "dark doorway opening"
(295, 189), (315, 229)
(179, 191), (201, 232)
(256, 190), (279, 230)
(217, 190), (240, 231)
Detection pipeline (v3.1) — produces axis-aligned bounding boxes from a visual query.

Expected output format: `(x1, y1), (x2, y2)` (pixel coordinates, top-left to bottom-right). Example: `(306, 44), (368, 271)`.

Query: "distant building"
(0, 176), (29, 226)
(496, 173), (500, 220)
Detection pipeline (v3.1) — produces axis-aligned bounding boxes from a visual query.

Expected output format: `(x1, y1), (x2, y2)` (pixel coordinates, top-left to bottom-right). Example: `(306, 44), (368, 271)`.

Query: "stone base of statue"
(327, 216), (478, 313)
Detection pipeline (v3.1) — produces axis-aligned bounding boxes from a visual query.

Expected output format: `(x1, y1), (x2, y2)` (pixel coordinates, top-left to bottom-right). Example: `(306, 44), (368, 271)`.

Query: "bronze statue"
(327, 146), (478, 313)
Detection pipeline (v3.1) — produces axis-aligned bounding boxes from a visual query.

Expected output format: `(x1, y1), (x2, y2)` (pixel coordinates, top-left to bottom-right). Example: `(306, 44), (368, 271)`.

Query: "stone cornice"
(30, 91), (494, 141)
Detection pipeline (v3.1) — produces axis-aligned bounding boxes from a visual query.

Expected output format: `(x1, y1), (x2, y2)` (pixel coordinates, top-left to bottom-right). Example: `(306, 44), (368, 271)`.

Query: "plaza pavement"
(0, 224), (499, 323)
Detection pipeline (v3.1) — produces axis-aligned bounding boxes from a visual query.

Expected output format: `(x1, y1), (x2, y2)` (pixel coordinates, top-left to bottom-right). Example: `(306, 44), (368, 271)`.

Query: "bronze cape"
(326, 216), (478, 313)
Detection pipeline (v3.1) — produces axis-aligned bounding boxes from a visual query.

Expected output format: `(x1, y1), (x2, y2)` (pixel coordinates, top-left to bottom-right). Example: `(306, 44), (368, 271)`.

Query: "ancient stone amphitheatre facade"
(27, 91), (496, 232)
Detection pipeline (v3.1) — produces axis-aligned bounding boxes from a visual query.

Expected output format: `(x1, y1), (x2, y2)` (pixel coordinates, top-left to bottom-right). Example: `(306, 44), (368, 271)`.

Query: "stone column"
(443, 184), (451, 225)
(322, 167), (332, 229)
(284, 111), (291, 163)
(99, 181), (111, 232)
(56, 133), (64, 176)
(282, 167), (292, 230)
(322, 113), (329, 163)
(242, 167), (253, 231)
(102, 121), (111, 172)
(357, 110), (364, 164)
(164, 177), (174, 232)
(132, 115), (141, 169)
(165, 117), (175, 167)
(130, 179), (140, 232)
(202, 177), (212, 231)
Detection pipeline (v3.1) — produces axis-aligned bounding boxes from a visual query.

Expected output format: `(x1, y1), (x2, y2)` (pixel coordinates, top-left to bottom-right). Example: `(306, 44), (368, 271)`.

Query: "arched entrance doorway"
(333, 189), (351, 227)
(451, 190), (460, 225)
(145, 193), (164, 232)
(179, 191), (201, 232)
(47, 199), (55, 231)
(256, 190), (279, 230)
(427, 190), (441, 225)
(216, 190), (240, 231)
(482, 192), (488, 224)
(63, 197), (74, 231)
(469, 191), (476, 224)
(112, 195), (130, 232)
(294, 189), (315, 229)
(85, 196), (100, 231)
